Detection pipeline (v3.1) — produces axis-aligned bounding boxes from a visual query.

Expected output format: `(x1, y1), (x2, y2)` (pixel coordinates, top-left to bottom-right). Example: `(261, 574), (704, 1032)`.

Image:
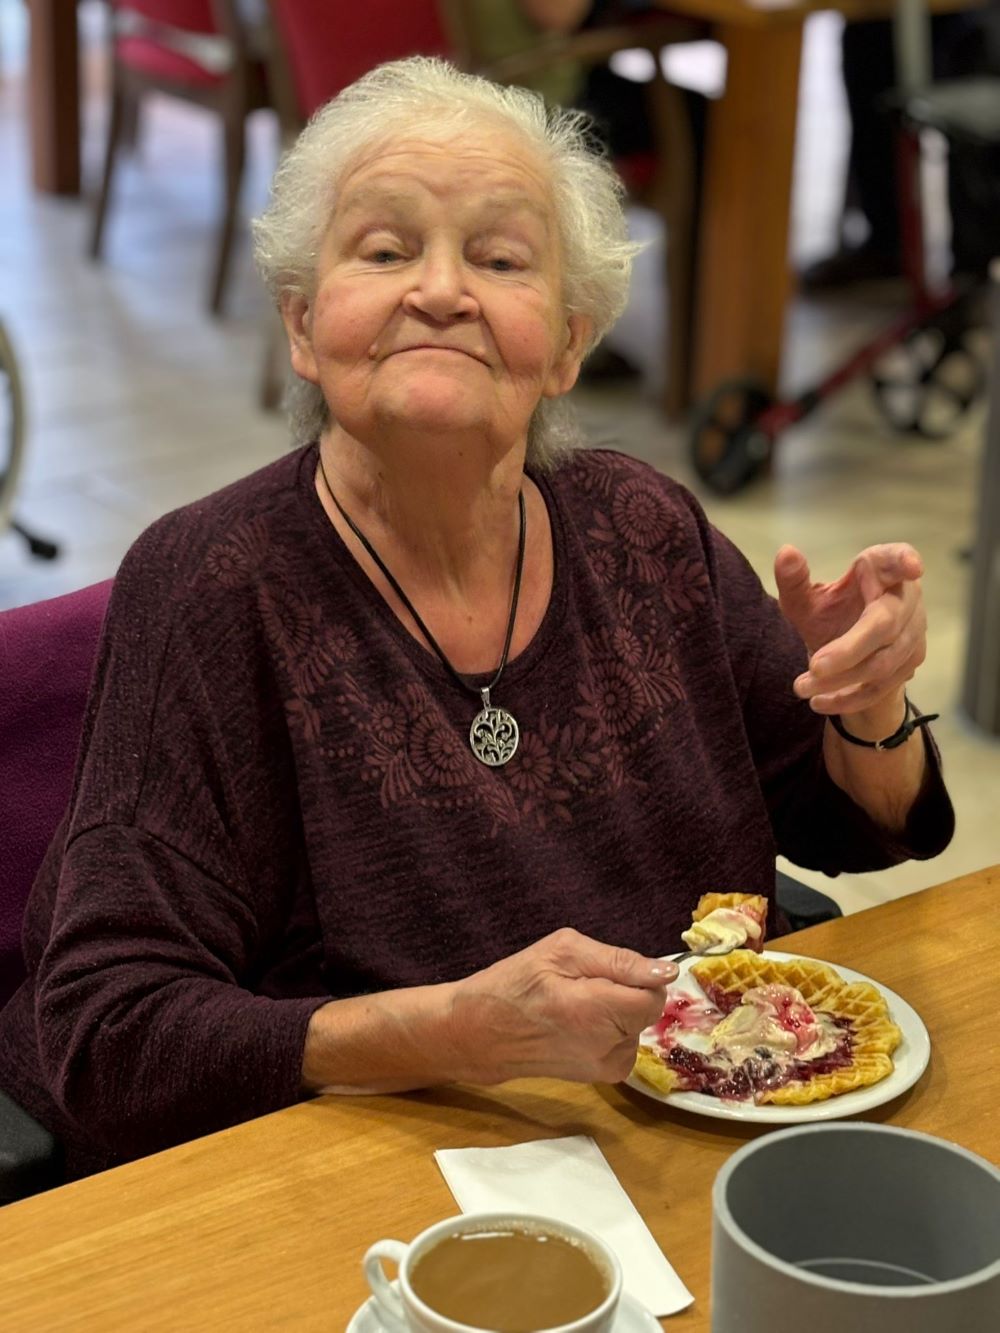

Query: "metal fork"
(669, 941), (747, 965)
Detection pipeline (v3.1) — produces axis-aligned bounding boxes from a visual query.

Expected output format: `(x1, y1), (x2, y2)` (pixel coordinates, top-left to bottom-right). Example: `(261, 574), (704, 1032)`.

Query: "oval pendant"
(470, 704), (519, 767)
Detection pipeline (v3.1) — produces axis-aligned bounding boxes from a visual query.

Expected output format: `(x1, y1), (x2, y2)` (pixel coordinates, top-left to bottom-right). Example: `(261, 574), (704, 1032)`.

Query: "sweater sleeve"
(32, 519), (329, 1162)
(36, 825), (326, 1161)
(705, 521), (955, 876)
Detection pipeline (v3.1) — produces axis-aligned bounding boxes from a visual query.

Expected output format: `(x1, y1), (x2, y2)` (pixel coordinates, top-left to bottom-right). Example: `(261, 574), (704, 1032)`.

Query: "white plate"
(626, 949), (930, 1124)
(346, 1285), (660, 1331)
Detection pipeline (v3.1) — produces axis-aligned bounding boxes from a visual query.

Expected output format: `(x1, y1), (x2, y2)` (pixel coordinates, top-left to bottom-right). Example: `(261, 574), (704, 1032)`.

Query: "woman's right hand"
(443, 928), (676, 1086)
(301, 929), (675, 1094)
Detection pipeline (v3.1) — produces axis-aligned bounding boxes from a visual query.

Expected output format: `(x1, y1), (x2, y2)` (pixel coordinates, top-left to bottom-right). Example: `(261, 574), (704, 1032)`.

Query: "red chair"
(88, 1), (270, 315)
(263, 0), (451, 130)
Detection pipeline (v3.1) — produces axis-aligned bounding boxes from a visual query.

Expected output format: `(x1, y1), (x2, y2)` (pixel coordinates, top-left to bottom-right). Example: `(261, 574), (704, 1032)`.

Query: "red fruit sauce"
(651, 983), (853, 1102)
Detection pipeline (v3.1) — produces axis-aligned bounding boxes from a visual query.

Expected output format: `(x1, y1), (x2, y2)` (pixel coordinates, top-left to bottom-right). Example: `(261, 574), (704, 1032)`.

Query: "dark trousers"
(577, 0), (707, 168)
(843, 10), (999, 274)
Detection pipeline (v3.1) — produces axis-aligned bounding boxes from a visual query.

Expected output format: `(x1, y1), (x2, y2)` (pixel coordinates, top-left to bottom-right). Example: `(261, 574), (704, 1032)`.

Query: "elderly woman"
(0, 59), (952, 1179)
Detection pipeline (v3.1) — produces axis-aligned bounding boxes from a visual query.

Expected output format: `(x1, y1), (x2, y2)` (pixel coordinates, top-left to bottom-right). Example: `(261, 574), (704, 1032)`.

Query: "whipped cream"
(645, 975), (852, 1103)
(681, 907), (763, 953)
(710, 984), (841, 1065)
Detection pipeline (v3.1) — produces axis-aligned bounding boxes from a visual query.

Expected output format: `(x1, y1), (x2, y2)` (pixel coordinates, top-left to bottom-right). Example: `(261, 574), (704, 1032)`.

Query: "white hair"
(252, 57), (639, 470)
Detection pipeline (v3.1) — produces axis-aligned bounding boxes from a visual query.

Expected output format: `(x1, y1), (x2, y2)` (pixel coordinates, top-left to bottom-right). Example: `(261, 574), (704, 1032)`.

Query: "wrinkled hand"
(774, 543), (927, 717)
(447, 928), (676, 1086)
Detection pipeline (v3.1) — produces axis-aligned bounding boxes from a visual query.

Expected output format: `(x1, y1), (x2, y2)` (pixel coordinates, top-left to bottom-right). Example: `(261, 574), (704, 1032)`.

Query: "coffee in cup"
(363, 1211), (622, 1332)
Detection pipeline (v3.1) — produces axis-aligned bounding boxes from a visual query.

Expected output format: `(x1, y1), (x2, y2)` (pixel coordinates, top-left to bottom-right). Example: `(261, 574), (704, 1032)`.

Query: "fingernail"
(649, 965), (671, 977)
(793, 675), (811, 697)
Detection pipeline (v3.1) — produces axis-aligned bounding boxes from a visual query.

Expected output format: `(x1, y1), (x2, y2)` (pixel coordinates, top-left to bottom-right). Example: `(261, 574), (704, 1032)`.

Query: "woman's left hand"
(774, 543), (927, 718)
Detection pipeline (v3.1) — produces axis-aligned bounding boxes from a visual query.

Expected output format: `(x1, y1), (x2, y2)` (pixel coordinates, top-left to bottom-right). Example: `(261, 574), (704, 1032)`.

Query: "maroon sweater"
(0, 447), (953, 1178)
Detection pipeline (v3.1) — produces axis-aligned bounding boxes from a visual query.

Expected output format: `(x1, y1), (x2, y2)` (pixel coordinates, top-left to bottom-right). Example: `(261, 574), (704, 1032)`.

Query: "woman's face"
(282, 129), (591, 456)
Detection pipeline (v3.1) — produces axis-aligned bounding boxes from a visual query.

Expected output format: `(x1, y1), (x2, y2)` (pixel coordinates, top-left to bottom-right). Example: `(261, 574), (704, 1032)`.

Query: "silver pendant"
(469, 687), (519, 767)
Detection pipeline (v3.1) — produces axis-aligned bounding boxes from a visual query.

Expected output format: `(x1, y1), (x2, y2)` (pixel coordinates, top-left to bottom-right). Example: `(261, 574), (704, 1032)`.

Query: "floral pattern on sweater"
(264, 451), (708, 834)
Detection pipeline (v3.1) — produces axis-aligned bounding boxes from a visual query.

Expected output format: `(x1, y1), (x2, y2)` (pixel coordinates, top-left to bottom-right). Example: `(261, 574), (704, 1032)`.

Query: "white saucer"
(345, 1287), (661, 1331)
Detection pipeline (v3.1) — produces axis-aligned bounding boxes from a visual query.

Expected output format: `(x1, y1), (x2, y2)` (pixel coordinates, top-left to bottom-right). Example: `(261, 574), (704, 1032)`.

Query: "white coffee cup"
(363, 1211), (622, 1332)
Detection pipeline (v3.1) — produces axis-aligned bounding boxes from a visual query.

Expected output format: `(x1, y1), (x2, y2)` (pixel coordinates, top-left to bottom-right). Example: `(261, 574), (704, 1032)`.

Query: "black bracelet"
(829, 696), (939, 752)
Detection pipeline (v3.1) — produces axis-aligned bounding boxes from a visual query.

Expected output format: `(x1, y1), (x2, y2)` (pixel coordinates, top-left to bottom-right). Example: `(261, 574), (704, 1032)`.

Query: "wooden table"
(0, 864), (997, 1330)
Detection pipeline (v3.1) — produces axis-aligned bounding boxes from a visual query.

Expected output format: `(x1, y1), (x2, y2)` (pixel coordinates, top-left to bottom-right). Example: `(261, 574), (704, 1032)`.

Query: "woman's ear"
(544, 313), (594, 399)
(280, 292), (319, 384)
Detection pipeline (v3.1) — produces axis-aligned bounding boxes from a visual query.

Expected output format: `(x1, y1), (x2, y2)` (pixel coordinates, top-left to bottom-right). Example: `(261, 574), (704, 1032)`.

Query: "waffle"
(634, 952), (902, 1106)
(691, 892), (769, 926)
(682, 892), (769, 954)
(692, 951), (841, 1002)
(633, 1043), (684, 1096)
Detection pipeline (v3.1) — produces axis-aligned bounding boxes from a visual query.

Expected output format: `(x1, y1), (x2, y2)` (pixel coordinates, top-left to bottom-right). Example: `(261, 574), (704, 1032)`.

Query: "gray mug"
(712, 1122), (1000, 1333)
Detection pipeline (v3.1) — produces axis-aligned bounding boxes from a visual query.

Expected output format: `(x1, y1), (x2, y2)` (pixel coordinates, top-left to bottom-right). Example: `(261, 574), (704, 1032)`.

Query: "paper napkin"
(434, 1135), (694, 1317)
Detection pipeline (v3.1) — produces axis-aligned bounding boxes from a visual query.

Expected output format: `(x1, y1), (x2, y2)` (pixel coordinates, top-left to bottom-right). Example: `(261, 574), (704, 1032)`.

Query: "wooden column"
(690, 18), (804, 400)
(27, 0), (81, 195)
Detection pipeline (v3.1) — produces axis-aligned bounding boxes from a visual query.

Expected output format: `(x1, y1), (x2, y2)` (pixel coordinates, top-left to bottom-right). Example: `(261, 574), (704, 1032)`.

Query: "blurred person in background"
(466, 1), (660, 159)
(803, 6), (1000, 289)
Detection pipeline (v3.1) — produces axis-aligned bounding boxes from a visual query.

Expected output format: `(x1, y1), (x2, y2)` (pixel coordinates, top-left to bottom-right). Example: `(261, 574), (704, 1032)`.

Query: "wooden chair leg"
(119, 97), (141, 154)
(88, 85), (127, 261)
(209, 112), (246, 316)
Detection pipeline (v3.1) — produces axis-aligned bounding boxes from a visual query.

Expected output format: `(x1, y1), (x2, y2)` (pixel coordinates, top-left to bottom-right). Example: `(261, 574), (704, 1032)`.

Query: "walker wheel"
(870, 323), (984, 437)
(689, 378), (775, 495)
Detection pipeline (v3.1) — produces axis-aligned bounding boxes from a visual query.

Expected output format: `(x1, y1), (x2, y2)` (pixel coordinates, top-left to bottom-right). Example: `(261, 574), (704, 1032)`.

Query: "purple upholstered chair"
(0, 581), (111, 1201)
(0, 581), (113, 1010)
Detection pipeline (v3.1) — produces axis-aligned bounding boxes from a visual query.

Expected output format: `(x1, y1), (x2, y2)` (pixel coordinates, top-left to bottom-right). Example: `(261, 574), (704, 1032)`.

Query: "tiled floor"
(2, 4), (997, 913)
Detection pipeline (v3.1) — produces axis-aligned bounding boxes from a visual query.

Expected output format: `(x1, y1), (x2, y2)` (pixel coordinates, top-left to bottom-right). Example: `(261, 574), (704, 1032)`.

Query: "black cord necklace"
(317, 450), (525, 767)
